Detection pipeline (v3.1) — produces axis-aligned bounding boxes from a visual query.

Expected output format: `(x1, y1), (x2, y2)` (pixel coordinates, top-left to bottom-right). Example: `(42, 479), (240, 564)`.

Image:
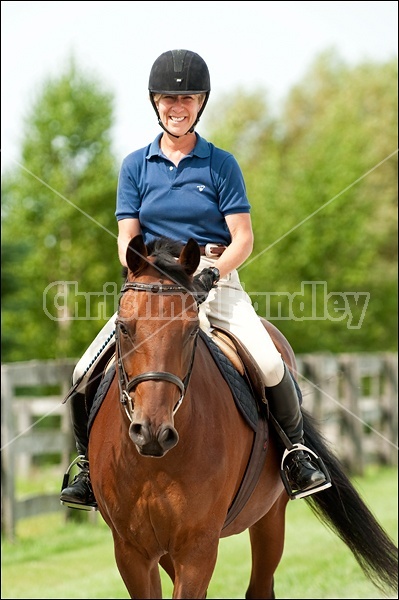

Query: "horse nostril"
(130, 423), (142, 437)
(158, 426), (179, 449)
(129, 422), (147, 444)
(129, 421), (178, 454)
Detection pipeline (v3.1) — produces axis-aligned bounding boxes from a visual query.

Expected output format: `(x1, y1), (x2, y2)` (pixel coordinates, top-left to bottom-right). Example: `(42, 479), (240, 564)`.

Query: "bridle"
(116, 280), (199, 423)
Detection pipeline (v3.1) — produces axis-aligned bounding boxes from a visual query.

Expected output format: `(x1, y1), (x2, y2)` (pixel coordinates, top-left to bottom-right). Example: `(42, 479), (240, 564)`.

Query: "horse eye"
(119, 323), (129, 336)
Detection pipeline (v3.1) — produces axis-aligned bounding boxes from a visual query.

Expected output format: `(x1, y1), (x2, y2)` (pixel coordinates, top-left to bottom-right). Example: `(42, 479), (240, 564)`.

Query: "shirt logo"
(197, 185), (205, 192)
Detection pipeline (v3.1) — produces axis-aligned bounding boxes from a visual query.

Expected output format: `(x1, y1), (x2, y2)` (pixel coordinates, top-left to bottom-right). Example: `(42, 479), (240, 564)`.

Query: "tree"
(2, 51), (397, 361)
(203, 51), (398, 352)
(1, 57), (120, 361)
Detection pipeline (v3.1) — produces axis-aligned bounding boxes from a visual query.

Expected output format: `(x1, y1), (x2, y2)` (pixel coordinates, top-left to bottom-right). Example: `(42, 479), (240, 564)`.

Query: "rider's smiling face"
(155, 94), (203, 135)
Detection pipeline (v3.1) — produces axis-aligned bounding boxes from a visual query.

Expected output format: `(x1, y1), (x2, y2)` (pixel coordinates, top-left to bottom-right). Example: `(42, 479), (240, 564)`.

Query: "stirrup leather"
(280, 443), (332, 500)
(60, 455), (98, 511)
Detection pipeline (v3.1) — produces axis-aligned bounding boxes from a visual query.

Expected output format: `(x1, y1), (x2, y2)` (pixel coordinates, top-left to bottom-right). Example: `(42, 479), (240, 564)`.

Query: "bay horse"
(89, 235), (398, 599)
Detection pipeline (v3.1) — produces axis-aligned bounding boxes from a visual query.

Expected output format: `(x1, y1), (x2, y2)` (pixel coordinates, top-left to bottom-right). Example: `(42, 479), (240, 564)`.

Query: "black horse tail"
(302, 409), (398, 597)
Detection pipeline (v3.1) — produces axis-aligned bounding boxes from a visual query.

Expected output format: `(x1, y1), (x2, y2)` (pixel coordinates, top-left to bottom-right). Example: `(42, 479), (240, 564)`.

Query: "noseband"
(116, 280), (198, 422)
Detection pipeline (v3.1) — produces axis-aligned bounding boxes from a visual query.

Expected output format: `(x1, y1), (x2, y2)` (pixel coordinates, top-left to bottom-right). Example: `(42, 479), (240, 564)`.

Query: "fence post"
(383, 353), (398, 465)
(1, 365), (17, 541)
(338, 355), (364, 475)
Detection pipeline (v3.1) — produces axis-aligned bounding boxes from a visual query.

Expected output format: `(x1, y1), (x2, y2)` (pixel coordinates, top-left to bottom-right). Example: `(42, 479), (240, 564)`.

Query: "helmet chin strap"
(157, 118), (198, 138)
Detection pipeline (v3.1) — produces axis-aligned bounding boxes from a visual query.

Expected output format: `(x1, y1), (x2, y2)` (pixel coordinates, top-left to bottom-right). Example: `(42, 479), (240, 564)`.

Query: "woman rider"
(60, 49), (330, 509)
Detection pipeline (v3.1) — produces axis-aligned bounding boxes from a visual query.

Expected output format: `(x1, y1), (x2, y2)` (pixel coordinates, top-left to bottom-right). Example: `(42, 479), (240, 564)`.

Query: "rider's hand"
(192, 267), (220, 304)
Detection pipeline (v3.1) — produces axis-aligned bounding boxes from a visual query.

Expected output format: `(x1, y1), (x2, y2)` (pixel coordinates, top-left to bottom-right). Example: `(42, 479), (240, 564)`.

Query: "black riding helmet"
(148, 49), (211, 137)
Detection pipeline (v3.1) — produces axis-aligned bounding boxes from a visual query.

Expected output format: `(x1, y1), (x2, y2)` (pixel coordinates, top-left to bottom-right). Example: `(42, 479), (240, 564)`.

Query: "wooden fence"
(1, 359), (76, 541)
(295, 352), (398, 473)
(1, 352), (398, 541)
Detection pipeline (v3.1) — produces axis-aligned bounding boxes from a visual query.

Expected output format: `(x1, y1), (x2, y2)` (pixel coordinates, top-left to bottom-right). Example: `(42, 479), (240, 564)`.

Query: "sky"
(1, 1), (398, 173)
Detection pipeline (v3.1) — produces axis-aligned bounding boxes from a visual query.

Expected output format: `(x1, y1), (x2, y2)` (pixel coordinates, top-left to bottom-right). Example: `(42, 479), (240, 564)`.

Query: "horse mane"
(146, 236), (183, 259)
(148, 237), (193, 287)
(121, 236), (193, 288)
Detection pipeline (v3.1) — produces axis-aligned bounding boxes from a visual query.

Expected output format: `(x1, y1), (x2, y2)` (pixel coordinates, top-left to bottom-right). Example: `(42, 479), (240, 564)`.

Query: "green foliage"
(1, 50), (397, 361)
(204, 51), (397, 353)
(1, 57), (120, 362)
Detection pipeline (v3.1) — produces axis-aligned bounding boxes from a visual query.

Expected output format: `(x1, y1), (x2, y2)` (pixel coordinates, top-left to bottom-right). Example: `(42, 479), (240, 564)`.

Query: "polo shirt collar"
(146, 133), (210, 160)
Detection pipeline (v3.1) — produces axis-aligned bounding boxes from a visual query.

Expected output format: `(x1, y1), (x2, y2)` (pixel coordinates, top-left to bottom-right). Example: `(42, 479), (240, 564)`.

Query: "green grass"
(2, 465), (397, 599)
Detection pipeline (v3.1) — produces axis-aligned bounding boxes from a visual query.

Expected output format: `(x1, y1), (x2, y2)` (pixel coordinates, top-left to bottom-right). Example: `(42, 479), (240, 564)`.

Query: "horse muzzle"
(129, 418), (179, 457)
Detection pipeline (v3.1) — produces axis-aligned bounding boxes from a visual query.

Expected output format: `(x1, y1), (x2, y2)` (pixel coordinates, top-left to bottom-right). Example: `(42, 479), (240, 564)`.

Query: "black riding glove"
(192, 267), (220, 305)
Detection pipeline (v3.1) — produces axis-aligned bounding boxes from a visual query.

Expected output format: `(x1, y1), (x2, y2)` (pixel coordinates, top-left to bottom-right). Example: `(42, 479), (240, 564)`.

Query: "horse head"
(116, 235), (200, 457)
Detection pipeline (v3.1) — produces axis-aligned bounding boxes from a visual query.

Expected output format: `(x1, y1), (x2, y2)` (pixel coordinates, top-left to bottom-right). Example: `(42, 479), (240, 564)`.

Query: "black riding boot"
(266, 366), (331, 499)
(60, 392), (97, 510)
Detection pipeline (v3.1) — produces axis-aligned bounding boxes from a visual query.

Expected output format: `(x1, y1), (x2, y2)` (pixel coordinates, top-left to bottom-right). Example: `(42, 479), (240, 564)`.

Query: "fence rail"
(1, 352), (398, 541)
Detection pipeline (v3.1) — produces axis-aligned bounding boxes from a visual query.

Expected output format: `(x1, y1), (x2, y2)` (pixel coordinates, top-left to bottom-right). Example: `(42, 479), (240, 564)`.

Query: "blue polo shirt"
(115, 133), (250, 246)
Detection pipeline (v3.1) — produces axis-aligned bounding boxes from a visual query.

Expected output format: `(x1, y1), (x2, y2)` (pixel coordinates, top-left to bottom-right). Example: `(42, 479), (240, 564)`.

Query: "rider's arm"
(212, 213), (254, 279)
(117, 218), (142, 267)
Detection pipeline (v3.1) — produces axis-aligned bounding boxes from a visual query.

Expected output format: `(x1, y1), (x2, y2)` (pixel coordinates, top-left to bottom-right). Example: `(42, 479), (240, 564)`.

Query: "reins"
(116, 280), (199, 422)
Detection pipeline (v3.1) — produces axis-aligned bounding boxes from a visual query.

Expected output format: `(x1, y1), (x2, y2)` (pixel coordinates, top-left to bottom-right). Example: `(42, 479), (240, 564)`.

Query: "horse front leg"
(170, 542), (219, 599)
(113, 539), (162, 599)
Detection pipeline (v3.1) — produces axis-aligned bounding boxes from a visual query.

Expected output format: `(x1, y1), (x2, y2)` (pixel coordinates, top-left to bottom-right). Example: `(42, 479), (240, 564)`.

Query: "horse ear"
(126, 235), (148, 274)
(179, 238), (201, 276)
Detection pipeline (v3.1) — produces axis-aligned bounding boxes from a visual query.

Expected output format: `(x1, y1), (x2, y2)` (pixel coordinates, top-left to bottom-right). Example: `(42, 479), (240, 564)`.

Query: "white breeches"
(197, 256), (284, 386)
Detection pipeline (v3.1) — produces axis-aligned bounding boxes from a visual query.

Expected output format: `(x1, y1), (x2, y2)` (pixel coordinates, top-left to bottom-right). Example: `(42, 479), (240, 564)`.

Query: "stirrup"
(280, 443), (332, 500)
(60, 454), (98, 511)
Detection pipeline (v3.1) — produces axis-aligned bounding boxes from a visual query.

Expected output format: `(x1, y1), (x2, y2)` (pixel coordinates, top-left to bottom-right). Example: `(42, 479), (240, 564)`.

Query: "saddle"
(209, 326), (268, 411)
